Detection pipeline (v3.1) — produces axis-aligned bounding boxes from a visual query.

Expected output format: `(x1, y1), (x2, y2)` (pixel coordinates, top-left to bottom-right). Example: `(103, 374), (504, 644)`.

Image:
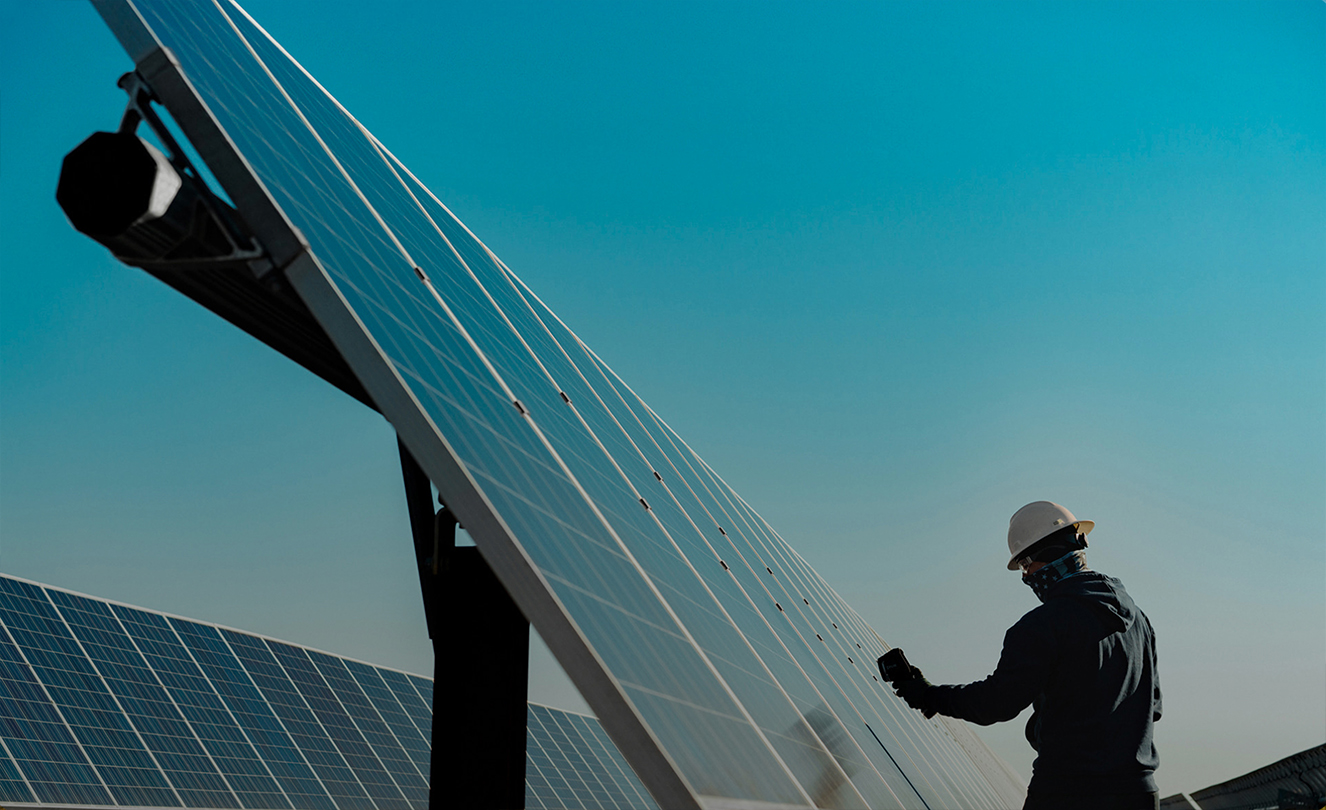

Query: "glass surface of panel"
(0, 579), (179, 808)
(169, 620), (333, 810)
(221, 631), (376, 810)
(376, 671), (431, 746)
(118, 1), (827, 802)
(46, 589), (243, 809)
(0, 741), (36, 804)
(112, 605), (293, 810)
(339, 661), (431, 784)
(303, 651), (425, 809)
(0, 617), (112, 807)
(263, 641), (407, 810)
(526, 704), (658, 810)
(90, 0), (1027, 803)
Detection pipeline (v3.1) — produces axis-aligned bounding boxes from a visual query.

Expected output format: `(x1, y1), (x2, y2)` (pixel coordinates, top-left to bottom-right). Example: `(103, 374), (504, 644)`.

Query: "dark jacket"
(929, 572), (1160, 794)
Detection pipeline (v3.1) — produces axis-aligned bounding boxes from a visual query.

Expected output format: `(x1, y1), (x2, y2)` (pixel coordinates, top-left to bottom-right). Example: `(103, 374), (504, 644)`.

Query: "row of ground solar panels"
(0, 574), (654, 810)
(1157, 743), (1325, 810)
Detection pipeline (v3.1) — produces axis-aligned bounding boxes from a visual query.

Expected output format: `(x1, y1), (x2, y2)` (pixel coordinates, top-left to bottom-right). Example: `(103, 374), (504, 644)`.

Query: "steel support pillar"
(399, 438), (529, 810)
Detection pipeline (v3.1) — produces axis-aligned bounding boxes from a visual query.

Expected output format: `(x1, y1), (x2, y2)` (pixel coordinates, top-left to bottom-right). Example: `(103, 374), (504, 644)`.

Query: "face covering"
(1023, 549), (1090, 601)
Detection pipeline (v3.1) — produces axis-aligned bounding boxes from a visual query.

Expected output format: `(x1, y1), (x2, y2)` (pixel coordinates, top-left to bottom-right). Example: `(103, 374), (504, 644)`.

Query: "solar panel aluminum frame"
(86, 3), (773, 808)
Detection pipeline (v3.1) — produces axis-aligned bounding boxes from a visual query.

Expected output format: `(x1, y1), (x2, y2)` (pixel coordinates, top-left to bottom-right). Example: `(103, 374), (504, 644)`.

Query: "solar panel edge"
(282, 254), (705, 810)
(0, 574), (428, 684)
(83, 2), (1027, 807)
(90, 0), (310, 271)
(84, 3), (763, 802)
(0, 804), (191, 810)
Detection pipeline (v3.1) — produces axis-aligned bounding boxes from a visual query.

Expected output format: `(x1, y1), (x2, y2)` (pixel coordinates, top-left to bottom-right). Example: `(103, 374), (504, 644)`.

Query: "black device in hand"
(877, 648), (919, 684)
(878, 648), (937, 718)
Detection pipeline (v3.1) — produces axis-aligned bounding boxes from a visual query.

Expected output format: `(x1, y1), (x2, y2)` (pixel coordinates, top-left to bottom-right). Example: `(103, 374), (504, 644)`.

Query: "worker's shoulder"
(1009, 594), (1094, 637)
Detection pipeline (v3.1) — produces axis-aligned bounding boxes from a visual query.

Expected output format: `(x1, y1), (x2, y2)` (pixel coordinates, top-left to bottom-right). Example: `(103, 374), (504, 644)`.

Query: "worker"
(893, 501), (1161, 810)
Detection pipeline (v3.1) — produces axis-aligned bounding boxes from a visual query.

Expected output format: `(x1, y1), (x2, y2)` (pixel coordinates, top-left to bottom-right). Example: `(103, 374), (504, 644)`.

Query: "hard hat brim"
(1006, 519), (1095, 570)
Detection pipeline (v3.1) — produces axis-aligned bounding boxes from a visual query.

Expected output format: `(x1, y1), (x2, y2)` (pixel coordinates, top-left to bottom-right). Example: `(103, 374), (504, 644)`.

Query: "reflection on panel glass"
(87, 0), (1027, 806)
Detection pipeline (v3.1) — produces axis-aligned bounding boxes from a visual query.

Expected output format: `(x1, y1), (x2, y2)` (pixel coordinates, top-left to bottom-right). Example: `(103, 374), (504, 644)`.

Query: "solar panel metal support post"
(399, 440), (530, 810)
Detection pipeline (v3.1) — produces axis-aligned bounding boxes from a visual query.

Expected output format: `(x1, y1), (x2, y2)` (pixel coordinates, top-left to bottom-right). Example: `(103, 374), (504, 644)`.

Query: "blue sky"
(2, 0), (1323, 798)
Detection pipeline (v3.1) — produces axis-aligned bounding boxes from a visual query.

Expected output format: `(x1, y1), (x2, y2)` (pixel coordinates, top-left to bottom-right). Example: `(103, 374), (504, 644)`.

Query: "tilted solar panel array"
(0, 574), (433, 810)
(88, 1), (1026, 807)
(0, 573), (673, 810)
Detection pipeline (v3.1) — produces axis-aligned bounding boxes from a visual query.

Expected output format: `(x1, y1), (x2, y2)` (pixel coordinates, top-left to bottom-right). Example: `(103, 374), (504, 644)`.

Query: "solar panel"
(526, 704), (658, 810)
(0, 572), (708, 810)
(84, 2), (1027, 807)
(0, 574), (435, 810)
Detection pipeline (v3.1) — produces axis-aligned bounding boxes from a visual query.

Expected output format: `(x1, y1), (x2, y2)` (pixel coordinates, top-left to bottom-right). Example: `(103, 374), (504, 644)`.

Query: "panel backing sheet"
(87, 2), (1027, 808)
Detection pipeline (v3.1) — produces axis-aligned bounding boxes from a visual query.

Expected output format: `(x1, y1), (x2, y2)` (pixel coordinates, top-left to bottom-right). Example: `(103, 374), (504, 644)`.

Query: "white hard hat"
(1006, 501), (1094, 570)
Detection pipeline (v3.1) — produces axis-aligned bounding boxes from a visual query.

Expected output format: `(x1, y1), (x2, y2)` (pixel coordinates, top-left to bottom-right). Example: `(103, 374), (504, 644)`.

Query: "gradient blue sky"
(2, 0), (1323, 798)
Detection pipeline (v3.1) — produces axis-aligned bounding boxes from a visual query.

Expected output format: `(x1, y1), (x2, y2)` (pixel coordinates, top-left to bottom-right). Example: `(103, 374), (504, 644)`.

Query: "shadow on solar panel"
(54, 1), (1028, 807)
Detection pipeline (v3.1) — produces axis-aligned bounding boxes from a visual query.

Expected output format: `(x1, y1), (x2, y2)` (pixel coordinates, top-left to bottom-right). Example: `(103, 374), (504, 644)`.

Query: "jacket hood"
(1048, 571), (1136, 633)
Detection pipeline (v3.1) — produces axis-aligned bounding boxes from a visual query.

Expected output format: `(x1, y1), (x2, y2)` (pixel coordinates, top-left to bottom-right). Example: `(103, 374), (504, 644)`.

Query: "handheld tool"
(877, 648), (937, 719)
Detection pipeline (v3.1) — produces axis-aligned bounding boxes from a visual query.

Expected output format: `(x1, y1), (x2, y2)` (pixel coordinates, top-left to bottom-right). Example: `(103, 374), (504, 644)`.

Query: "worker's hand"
(894, 676), (938, 719)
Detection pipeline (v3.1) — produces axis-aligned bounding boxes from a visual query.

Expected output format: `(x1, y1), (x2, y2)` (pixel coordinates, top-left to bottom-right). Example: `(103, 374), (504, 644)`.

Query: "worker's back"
(1022, 571), (1160, 793)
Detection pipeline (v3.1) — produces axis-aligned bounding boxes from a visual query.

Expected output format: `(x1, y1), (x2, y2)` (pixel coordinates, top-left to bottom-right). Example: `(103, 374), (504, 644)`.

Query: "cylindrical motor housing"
(57, 131), (230, 263)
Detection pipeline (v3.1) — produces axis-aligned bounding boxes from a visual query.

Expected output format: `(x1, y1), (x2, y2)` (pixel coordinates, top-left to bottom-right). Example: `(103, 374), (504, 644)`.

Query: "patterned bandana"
(1023, 550), (1090, 601)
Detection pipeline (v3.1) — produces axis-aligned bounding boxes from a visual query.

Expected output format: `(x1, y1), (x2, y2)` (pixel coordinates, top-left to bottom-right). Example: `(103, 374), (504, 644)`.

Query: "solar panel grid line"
(578, 384), (933, 806)
(727, 504), (1001, 807)
(0, 705), (40, 803)
(90, 2), (310, 273)
(102, 609), (245, 803)
(259, 643), (398, 810)
(211, 0), (538, 432)
(337, 662), (429, 785)
(537, 339), (938, 808)
(530, 707), (629, 810)
(438, 265), (885, 806)
(694, 473), (974, 808)
(217, 77), (731, 810)
(369, 673), (428, 753)
(87, 1), (1025, 805)
(218, 635), (380, 810)
(168, 7), (880, 806)
(58, 603), (242, 809)
(299, 652), (422, 808)
(541, 715), (598, 805)
(281, 245), (708, 810)
(934, 718), (1021, 808)
(0, 575), (452, 810)
(713, 484), (1013, 808)
(152, 620), (296, 810)
(557, 713), (626, 808)
(0, 589), (118, 807)
(570, 713), (651, 810)
(39, 596), (189, 810)
(204, 0), (413, 272)
(583, 726), (657, 810)
(360, 208), (853, 808)
(560, 715), (612, 809)
(171, 628), (331, 810)
(490, 271), (927, 810)
(617, 385), (987, 808)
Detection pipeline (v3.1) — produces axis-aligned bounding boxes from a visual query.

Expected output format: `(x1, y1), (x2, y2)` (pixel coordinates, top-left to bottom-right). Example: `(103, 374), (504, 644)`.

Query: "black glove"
(894, 676), (938, 719)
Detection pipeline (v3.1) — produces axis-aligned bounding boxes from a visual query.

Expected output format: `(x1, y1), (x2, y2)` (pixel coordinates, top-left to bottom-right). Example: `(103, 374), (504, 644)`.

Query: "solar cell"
(81, 1), (1027, 807)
